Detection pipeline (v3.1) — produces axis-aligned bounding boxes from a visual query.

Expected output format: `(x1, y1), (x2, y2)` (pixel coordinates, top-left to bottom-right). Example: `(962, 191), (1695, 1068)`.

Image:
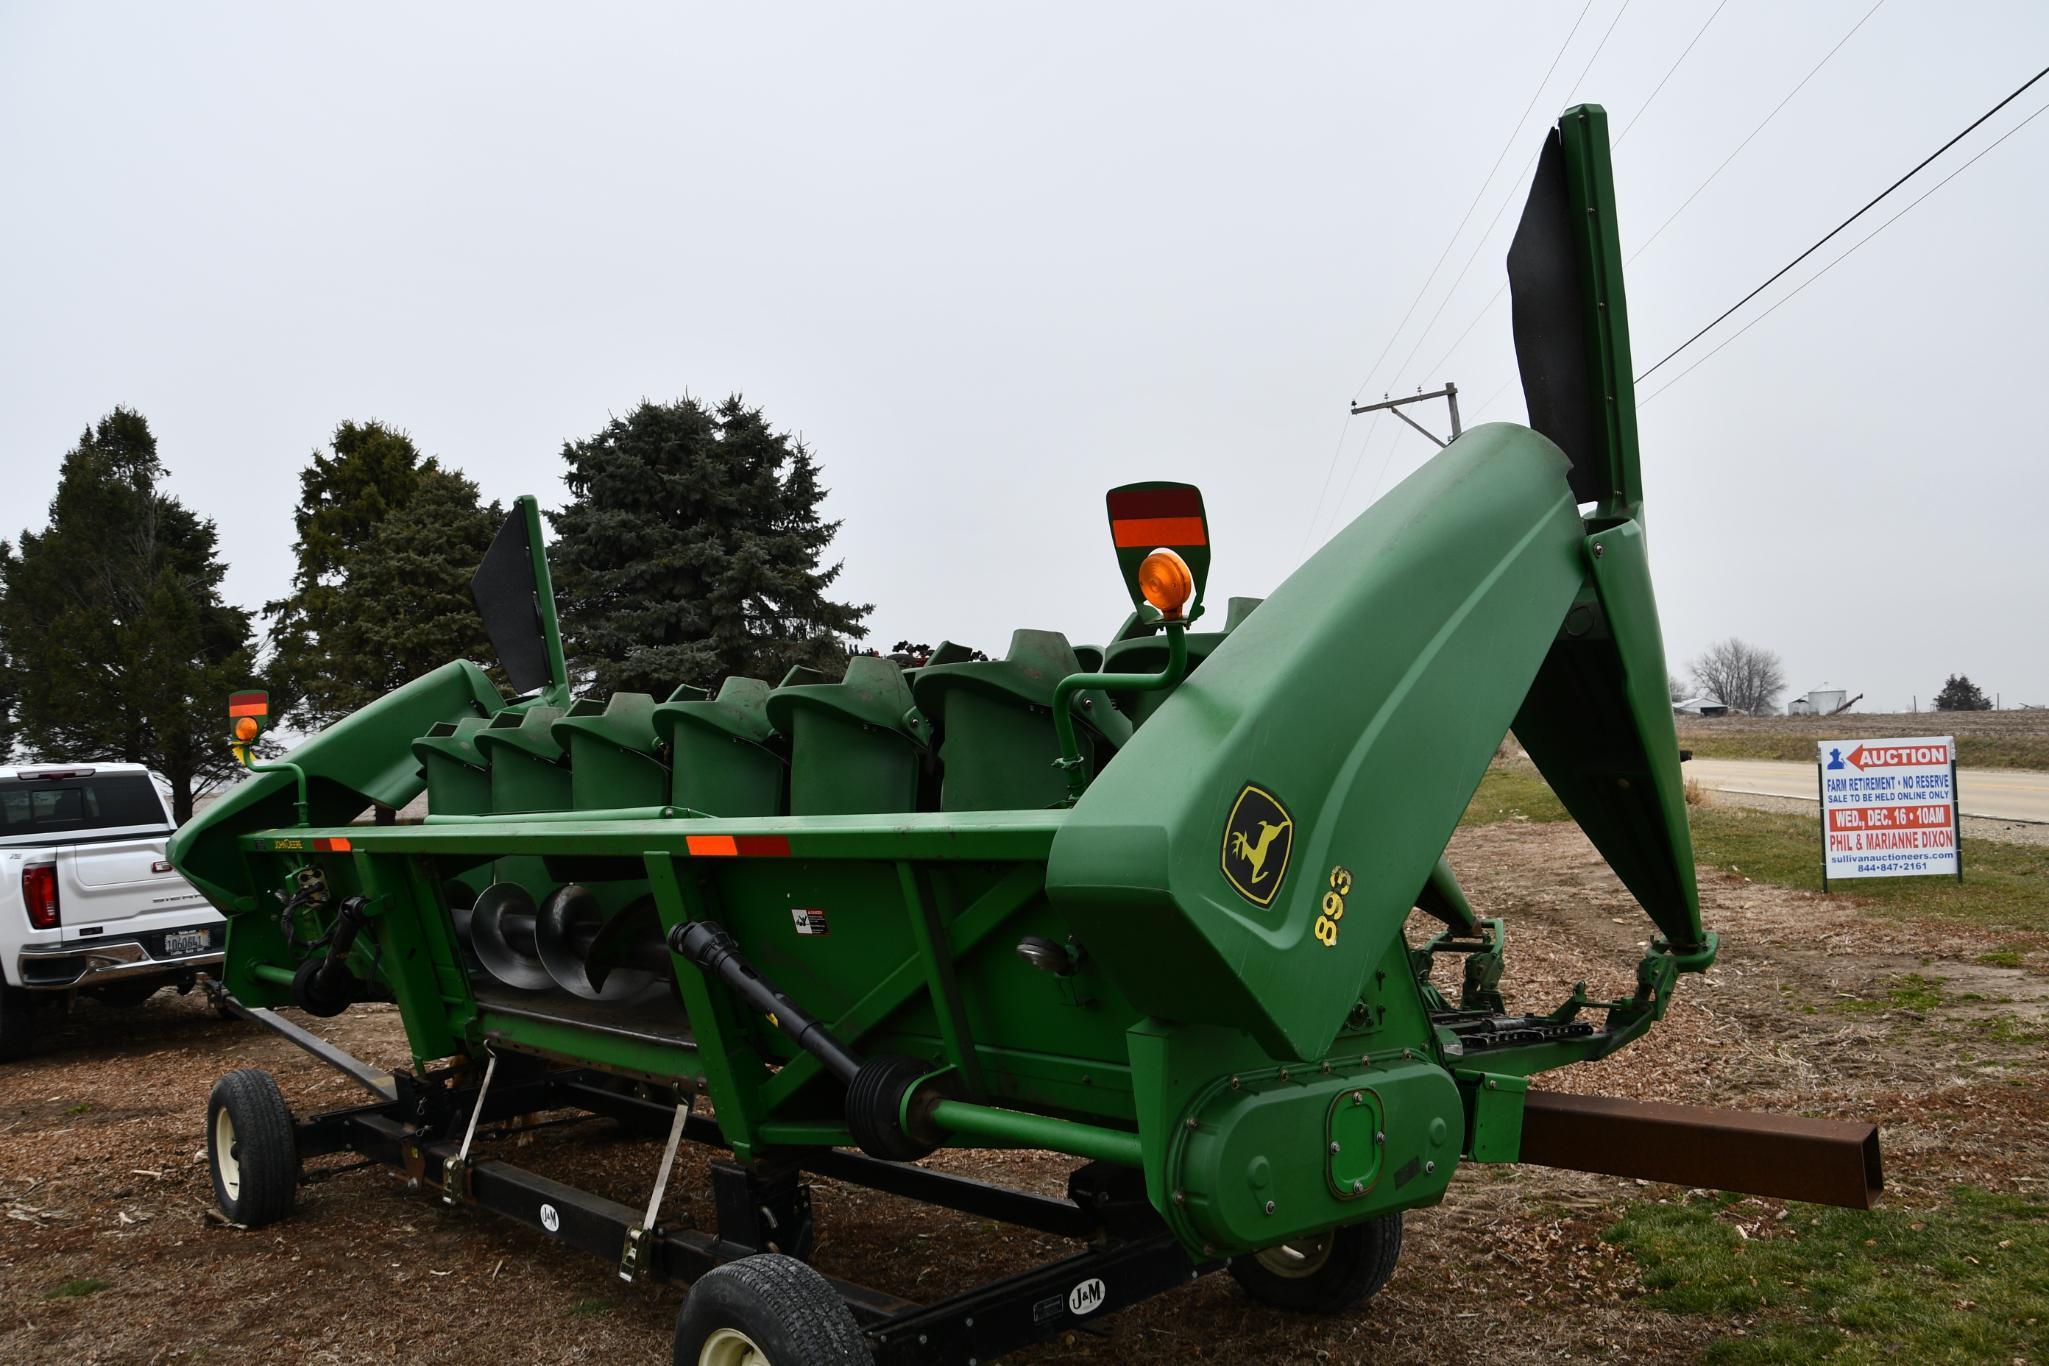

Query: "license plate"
(163, 928), (212, 956)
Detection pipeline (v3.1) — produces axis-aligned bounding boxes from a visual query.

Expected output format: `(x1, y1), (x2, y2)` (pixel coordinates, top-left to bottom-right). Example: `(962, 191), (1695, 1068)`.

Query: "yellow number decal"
(1315, 864), (1352, 948)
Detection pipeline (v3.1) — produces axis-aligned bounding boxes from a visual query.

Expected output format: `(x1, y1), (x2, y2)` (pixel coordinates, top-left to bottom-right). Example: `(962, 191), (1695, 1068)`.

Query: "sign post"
(1816, 735), (1962, 888)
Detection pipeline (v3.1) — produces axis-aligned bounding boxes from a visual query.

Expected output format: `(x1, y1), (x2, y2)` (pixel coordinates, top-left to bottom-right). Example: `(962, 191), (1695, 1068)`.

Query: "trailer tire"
(0, 986), (35, 1062)
(1229, 1212), (1403, 1314)
(673, 1253), (872, 1366)
(206, 1068), (298, 1228)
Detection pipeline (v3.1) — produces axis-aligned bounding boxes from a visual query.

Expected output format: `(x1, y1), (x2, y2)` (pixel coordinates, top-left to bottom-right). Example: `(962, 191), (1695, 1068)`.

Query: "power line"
(1628, 0), (1887, 264)
(1346, 0), (1594, 409)
(1635, 62), (2049, 383)
(1421, 0), (1718, 396)
(1304, 0), (1597, 547)
(1324, 414), (1395, 541)
(1387, 0), (1634, 395)
(1613, 0), (1730, 147)
(1638, 95), (2049, 405)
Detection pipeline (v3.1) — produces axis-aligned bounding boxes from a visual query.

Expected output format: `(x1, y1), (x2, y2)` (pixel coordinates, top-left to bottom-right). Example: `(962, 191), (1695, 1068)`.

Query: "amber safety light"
(1137, 547), (1195, 620)
(234, 716), (260, 742)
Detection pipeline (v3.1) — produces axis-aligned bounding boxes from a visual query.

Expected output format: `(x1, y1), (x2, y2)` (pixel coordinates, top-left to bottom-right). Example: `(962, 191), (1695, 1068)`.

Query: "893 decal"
(1314, 865), (1352, 948)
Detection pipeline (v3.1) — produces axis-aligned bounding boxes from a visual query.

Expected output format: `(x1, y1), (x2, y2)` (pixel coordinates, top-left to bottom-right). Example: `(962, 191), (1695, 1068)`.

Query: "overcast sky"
(4, 2), (2045, 715)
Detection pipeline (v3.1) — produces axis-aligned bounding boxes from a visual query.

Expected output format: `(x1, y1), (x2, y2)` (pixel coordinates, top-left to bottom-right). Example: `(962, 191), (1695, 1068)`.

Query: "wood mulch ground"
(3, 819), (2043, 1363)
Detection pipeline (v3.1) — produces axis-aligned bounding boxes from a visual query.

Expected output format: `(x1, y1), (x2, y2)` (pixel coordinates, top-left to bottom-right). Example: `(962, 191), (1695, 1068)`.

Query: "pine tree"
(551, 395), (871, 695)
(267, 423), (500, 727)
(0, 541), (19, 762)
(0, 409), (255, 819)
(1933, 674), (1991, 712)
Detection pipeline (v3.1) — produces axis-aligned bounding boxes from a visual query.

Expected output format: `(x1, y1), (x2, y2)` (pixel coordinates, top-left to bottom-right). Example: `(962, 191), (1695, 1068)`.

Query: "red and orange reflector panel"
(685, 834), (792, 858)
(1106, 486), (1207, 549)
(313, 837), (351, 853)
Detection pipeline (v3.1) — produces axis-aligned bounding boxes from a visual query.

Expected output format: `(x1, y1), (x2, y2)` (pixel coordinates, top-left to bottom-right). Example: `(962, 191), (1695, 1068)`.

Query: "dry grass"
(1676, 709), (2049, 770)
(1, 819), (2045, 1363)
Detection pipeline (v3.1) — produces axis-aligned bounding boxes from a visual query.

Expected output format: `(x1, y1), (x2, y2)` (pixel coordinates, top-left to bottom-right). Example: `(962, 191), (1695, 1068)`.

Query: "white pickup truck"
(1, 762), (225, 1060)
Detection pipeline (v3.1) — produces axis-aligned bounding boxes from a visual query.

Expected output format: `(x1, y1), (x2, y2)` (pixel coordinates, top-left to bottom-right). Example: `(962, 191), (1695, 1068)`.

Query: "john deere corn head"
(172, 108), (1877, 1365)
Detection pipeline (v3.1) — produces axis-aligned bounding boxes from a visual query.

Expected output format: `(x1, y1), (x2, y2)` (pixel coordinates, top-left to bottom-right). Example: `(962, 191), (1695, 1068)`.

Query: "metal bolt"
(1351, 1179), (1365, 1194)
(1264, 1200), (1276, 1215)
(965, 1317), (974, 1329)
(1229, 1075), (1241, 1090)
(1185, 1116), (1199, 1131)
(918, 1336), (928, 1346)
(1402, 1048), (1413, 1061)
(1329, 1141), (1341, 1154)
(1351, 1091), (1364, 1105)
(1374, 1130), (1386, 1145)
(1172, 1190), (1185, 1205)
(1592, 542), (1606, 558)
(1320, 1060), (1331, 1074)
(1485, 1079), (1497, 1091)
(1278, 1067), (1289, 1081)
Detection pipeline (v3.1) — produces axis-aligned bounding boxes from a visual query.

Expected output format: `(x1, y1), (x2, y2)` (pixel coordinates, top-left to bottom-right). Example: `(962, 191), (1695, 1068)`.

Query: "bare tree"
(1689, 638), (1785, 715)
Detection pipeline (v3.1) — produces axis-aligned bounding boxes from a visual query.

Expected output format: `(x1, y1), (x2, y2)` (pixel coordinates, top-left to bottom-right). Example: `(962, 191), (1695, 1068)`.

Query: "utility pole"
(1350, 382), (1462, 448)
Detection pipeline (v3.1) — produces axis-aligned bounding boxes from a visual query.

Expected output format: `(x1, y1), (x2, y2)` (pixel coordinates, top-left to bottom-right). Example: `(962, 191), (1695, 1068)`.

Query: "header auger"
(173, 106), (1878, 1365)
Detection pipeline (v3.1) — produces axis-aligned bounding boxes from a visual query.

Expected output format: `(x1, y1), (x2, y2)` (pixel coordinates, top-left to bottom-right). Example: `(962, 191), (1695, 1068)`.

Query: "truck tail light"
(22, 863), (60, 930)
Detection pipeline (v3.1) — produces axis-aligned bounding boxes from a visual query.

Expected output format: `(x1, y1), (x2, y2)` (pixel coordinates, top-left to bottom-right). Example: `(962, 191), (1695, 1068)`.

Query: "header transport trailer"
(171, 107), (1878, 1366)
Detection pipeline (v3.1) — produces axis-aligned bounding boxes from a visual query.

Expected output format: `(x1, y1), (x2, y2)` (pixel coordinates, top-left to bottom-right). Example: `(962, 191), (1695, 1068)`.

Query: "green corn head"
(174, 107), (1750, 1265)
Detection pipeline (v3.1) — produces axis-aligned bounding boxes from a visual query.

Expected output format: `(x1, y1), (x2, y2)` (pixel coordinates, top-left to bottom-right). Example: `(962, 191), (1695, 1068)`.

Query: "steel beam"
(1518, 1090), (1881, 1209)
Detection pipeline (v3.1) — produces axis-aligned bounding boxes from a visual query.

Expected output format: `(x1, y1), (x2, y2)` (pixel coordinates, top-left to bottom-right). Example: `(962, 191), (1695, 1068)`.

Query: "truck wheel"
(673, 1254), (872, 1366)
(206, 1068), (299, 1227)
(0, 986), (36, 1062)
(1228, 1211), (1403, 1314)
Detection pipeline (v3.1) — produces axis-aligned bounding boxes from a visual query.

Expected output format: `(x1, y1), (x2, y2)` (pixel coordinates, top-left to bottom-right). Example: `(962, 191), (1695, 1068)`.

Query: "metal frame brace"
(442, 1051), (498, 1206)
(621, 1093), (693, 1283)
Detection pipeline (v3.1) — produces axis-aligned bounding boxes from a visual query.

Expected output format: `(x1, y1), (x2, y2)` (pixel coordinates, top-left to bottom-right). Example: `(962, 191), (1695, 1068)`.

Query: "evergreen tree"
(551, 395), (870, 695)
(1933, 674), (1992, 712)
(0, 542), (18, 761)
(316, 467), (503, 716)
(0, 409), (255, 819)
(267, 422), (499, 727)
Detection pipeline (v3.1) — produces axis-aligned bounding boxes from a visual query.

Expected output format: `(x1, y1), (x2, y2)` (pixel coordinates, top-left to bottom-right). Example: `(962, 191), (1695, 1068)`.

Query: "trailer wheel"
(673, 1254), (872, 1366)
(1228, 1211), (1403, 1314)
(0, 986), (35, 1062)
(206, 1068), (299, 1228)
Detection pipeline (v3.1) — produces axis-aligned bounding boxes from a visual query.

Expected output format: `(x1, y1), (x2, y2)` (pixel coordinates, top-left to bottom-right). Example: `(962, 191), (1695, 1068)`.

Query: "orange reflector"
(685, 833), (792, 858)
(1138, 547), (1195, 619)
(1111, 515), (1207, 549)
(313, 837), (352, 853)
(233, 716), (260, 742)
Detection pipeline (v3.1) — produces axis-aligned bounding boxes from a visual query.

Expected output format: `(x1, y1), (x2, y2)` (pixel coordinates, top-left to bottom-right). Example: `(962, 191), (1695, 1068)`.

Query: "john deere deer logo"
(1221, 783), (1293, 907)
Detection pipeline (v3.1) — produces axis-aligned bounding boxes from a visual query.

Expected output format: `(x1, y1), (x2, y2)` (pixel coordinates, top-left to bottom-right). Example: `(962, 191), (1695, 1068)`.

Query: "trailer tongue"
(171, 105), (1877, 1365)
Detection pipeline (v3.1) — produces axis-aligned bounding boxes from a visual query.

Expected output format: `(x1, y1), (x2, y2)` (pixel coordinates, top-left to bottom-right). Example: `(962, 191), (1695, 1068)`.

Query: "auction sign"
(1816, 735), (1961, 888)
